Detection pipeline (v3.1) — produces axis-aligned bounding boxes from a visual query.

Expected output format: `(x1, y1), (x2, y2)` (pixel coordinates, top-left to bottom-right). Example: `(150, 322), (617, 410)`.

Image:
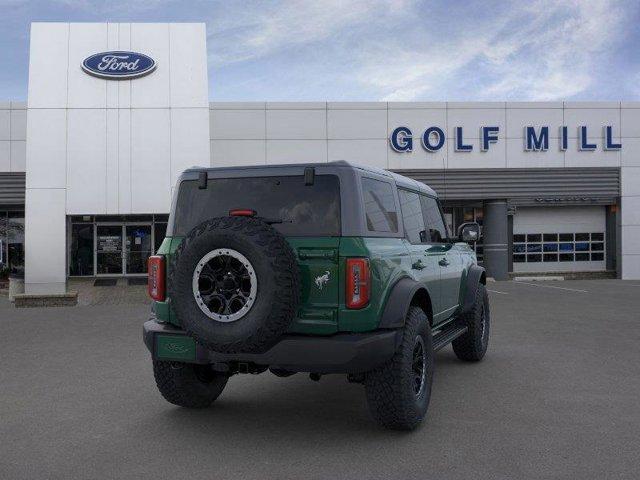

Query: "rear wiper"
(260, 217), (293, 225)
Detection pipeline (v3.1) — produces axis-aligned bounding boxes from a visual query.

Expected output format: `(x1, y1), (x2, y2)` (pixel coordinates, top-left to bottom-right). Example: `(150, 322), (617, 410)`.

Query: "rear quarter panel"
(338, 237), (413, 332)
(152, 236), (184, 326)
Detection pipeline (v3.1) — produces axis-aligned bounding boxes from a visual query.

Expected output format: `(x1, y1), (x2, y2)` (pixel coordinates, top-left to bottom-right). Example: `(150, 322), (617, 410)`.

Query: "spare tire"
(168, 216), (300, 354)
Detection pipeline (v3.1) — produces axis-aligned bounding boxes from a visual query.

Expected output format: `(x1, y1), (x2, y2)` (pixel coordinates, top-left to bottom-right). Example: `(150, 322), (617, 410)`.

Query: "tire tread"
(152, 360), (227, 408)
(364, 307), (433, 430)
(452, 283), (490, 361)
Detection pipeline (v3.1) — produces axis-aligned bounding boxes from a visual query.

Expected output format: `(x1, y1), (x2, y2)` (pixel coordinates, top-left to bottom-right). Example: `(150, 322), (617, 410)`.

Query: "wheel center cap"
(221, 275), (237, 291)
(193, 248), (258, 323)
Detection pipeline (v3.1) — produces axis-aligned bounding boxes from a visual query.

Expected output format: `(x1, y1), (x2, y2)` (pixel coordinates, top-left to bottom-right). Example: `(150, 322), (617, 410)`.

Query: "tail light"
(148, 255), (166, 301)
(229, 209), (256, 217)
(346, 258), (370, 309)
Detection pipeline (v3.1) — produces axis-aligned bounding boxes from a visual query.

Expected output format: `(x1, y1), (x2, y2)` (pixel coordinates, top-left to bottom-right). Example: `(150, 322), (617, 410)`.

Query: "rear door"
(398, 189), (443, 319)
(171, 173), (343, 334)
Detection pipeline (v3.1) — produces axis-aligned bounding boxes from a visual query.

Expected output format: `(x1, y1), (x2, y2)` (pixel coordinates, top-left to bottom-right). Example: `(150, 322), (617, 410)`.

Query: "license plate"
(156, 335), (196, 361)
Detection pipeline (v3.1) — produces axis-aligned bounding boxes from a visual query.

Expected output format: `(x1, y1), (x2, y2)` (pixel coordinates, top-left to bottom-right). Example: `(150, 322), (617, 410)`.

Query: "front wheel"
(452, 283), (490, 361)
(152, 361), (228, 408)
(364, 306), (434, 430)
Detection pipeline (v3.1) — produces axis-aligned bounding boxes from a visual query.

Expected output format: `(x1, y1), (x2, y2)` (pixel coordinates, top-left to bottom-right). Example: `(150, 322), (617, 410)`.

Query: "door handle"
(438, 258), (450, 267)
(412, 260), (425, 270)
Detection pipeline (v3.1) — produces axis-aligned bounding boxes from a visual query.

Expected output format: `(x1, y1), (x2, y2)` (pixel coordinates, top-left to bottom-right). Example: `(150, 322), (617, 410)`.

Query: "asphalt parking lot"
(1, 280), (639, 480)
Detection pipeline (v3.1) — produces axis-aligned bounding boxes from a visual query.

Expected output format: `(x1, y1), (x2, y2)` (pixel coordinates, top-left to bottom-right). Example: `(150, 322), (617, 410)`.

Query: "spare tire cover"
(169, 216), (300, 354)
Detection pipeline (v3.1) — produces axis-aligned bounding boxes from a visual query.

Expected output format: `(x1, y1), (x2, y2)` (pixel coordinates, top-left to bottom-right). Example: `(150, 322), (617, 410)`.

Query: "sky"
(0, 0), (639, 102)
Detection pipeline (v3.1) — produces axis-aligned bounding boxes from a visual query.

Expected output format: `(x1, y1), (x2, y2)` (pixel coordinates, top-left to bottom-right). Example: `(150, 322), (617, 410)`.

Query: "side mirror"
(457, 222), (480, 243)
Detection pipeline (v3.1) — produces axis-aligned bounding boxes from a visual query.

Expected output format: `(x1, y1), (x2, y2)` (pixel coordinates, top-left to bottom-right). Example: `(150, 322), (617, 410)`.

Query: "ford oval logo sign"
(82, 51), (156, 80)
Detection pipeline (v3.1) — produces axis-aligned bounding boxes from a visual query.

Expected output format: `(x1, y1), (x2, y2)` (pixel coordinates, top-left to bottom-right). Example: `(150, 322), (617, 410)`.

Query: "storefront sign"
(82, 51), (156, 79)
(390, 125), (622, 153)
(98, 235), (121, 252)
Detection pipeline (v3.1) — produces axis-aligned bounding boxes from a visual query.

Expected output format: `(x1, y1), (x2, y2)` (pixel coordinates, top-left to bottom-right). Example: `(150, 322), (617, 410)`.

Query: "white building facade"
(1, 22), (639, 294)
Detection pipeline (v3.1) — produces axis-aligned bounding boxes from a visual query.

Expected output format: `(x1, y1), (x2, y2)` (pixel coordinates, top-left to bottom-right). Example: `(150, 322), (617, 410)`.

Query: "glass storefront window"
(69, 214), (170, 277)
(125, 225), (152, 274)
(96, 225), (124, 275)
(70, 224), (94, 276)
(7, 212), (25, 274)
(70, 215), (94, 223)
(0, 212), (7, 278)
(513, 232), (605, 263)
(154, 223), (167, 252)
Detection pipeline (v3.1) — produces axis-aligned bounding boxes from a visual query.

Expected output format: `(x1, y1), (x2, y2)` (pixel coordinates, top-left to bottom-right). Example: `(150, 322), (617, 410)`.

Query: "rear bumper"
(143, 319), (401, 374)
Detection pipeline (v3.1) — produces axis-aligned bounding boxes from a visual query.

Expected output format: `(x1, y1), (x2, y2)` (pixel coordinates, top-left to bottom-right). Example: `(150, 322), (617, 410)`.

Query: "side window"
(420, 195), (448, 243)
(398, 189), (426, 244)
(362, 178), (398, 233)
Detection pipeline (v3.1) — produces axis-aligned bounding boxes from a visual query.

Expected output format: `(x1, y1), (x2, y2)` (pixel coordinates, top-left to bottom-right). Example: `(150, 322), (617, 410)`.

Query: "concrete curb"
(14, 291), (78, 308)
(514, 276), (565, 282)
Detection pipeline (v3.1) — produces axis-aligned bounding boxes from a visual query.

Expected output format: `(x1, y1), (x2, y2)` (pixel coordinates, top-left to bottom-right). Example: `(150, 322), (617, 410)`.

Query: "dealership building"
(1, 22), (640, 295)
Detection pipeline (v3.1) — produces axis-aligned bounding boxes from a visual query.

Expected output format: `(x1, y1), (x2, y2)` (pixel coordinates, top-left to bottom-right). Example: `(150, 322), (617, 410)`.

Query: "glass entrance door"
(125, 225), (152, 274)
(96, 225), (123, 275)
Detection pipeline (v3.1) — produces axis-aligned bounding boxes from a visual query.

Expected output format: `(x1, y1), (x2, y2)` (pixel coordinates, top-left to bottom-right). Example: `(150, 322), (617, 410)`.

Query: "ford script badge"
(82, 51), (156, 80)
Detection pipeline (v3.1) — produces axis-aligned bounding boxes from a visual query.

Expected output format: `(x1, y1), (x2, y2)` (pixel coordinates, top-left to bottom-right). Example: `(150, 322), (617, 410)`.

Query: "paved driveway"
(1, 280), (639, 479)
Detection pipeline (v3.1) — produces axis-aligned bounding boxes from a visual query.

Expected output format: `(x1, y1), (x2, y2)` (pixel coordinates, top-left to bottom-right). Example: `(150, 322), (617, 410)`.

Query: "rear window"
(362, 177), (398, 233)
(172, 175), (341, 236)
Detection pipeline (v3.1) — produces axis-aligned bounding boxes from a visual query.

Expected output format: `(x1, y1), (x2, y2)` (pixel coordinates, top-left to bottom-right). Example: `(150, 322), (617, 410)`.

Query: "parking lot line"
(582, 281), (640, 287)
(513, 281), (588, 293)
(487, 289), (509, 295)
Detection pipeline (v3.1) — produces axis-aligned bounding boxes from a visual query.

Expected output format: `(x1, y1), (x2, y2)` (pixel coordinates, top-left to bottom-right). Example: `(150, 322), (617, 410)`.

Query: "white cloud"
(357, 0), (627, 101)
(207, 0), (630, 101)
(9, 0), (629, 101)
(208, 0), (412, 66)
(480, 0), (625, 100)
(25, 0), (174, 11)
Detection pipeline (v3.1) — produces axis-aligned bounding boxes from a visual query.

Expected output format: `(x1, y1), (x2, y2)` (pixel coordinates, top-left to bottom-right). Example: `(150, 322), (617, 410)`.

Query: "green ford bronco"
(144, 161), (490, 430)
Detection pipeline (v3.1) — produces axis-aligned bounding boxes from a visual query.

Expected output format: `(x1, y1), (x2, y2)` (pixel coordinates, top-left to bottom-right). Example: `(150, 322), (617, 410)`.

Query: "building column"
(621, 166), (640, 280)
(24, 188), (67, 294)
(606, 204), (617, 273)
(483, 200), (509, 280)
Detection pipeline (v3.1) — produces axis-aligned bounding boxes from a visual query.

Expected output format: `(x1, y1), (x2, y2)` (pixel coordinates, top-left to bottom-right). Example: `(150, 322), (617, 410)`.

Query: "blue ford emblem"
(82, 51), (156, 80)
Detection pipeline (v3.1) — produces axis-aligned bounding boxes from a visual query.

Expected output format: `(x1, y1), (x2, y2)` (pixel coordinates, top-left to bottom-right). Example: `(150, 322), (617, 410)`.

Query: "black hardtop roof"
(183, 160), (437, 197)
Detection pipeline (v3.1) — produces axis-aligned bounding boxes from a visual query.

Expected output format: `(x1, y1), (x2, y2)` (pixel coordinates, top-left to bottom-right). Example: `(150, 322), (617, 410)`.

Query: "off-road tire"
(152, 360), (228, 408)
(364, 306), (434, 430)
(169, 216), (300, 354)
(452, 283), (490, 361)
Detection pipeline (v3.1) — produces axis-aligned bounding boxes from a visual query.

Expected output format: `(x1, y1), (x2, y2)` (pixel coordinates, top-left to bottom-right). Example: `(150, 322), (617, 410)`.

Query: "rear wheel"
(152, 360), (228, 408)
(364, 306), (434, 430)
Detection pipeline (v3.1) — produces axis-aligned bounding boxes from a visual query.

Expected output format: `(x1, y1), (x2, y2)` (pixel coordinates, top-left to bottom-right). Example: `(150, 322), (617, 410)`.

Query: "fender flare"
(378, 277), (431, 329)
(461, 265), (486, 314)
